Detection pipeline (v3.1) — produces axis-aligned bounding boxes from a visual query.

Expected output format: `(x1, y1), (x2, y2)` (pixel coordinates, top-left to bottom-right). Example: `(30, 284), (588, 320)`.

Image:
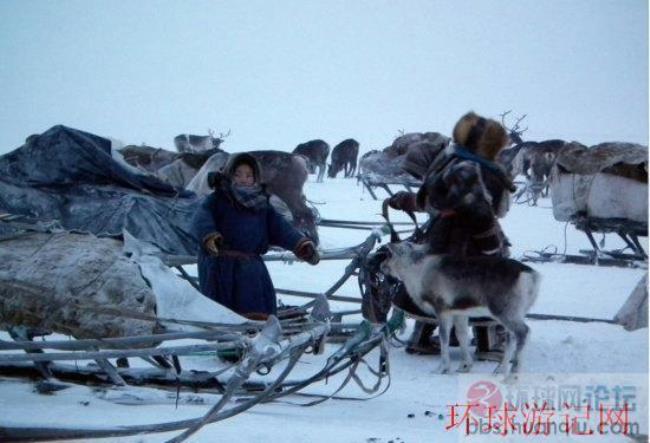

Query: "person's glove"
(294, 239), (320, 265)
(386, 191), (418, 212)
(203, 232), (224, 256)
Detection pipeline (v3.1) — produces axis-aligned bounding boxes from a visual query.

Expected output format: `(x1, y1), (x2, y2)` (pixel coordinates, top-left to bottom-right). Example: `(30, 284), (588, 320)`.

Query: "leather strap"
(219, 250), (258, 261)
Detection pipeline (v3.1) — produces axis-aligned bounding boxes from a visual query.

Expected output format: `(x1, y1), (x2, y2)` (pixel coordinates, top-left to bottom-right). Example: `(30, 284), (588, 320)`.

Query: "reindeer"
(499, 110), (528, 146)
(328, 139), (359, 178)
(174, 129), (231, 153)
(378, 160), (538, 375)
(293, 139), (330, 183)
(496, 111), (529, 175)
(521, 140), (567, 204)
(381, 241), (539, 375)
(497, 111), (566, 205)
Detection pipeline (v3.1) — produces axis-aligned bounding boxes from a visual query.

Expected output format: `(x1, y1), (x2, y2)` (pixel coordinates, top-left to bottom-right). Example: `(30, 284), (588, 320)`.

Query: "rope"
(526, 313), (618, 325)
(319, 218), (415, 226)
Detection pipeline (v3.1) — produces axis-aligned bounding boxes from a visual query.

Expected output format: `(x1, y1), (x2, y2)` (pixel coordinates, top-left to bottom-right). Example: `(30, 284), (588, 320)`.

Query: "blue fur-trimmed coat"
(192, 190), (304, 316)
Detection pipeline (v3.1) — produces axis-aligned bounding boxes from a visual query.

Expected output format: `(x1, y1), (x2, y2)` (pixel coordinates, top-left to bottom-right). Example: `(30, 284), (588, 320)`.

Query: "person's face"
(233, 164), (255, 187)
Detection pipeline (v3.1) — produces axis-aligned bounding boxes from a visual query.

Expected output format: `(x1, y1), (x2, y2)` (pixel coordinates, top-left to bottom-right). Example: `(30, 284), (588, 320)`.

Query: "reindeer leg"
(493, 317), (529, 376)
(491, 317), (516, 376)
(453, 316), (473, 373)
(493, 328), (515, 376)
(436, 314), (452, 374)
(509, 322), (529, 374)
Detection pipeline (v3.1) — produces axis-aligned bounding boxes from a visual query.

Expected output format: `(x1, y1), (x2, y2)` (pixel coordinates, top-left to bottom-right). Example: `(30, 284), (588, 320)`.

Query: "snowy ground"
(1, 176), (648, 442)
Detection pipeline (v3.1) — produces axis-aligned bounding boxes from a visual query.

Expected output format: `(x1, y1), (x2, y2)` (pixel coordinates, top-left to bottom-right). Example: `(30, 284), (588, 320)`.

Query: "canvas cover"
(614, 273), (648, 331)
(0, 125), (200, 255)
(550, 142), (648, 225)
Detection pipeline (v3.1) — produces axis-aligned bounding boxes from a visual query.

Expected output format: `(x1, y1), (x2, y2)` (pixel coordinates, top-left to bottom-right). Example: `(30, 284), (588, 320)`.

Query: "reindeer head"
(379, 241), (427, 278)
(499, 110), (528, 146)
(326, 162), (339, 178)
(207, 128), (231, 150)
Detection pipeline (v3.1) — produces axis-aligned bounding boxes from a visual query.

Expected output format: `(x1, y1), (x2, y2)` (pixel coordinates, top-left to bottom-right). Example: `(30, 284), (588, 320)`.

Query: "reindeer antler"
(512, 114), (528, 134)
(500, 110), (528, 143)
(499, 110), (512, 127)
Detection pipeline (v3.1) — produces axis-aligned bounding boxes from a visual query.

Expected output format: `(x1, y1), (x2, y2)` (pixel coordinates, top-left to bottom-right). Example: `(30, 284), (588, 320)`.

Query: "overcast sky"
(0, 0), (647, 155)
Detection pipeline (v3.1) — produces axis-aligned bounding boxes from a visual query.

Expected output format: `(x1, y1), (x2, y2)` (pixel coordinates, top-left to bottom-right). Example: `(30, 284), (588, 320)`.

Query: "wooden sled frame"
(358, 173), (422, 201)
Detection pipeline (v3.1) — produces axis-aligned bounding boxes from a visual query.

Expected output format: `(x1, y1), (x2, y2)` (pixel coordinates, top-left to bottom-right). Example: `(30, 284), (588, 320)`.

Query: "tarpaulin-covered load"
(119, 144), (222, 188)
(0, 229), (246, 338)
(550, 142), (648, 230)
(358, 150), (410, 179)
(359, 132), (450, 180)
(401, 133), (450, 179)
(0, 231), (157, 339)
(0, 125), (200, 255)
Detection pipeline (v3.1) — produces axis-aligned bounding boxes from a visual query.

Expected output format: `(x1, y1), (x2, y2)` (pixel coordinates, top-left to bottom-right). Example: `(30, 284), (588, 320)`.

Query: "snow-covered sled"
(357, 132), (448, 200)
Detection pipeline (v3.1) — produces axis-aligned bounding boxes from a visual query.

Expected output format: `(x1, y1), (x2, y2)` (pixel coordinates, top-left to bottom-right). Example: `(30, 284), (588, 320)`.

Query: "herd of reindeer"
(116, 111), (647, 253)
(119, 111), (594, 206)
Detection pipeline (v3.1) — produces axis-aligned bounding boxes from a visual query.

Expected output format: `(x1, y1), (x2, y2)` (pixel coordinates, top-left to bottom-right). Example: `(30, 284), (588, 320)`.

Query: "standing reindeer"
(381, 240), (540, 375)
(174, 129), (231, 153)
(328, 138), (359, 178)
(293, 139), (330, 183)
(497, 111), (566, 205)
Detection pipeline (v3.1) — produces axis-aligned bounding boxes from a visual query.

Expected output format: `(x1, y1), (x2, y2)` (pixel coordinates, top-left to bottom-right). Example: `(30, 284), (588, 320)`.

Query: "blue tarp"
(0, 125), (200, 255)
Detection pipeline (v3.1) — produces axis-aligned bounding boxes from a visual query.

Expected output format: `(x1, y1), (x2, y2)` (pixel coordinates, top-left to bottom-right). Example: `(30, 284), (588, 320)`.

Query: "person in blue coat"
(192, 153), (319, 318)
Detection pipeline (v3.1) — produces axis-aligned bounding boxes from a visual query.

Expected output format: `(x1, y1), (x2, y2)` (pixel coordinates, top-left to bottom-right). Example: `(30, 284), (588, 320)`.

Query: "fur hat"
(452, 112), (509, 161)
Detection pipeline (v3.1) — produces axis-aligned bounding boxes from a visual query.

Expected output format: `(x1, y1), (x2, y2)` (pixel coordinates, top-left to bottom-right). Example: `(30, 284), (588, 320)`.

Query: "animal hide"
(555, 142), (648, 180)
(0, 230), (247, 339)
(0, 231), (157, 339)
(358, 151), (409, 178)
(359, 132), (450, 181)
(551, 142), (648, 224)
(401, 134), (450, 179)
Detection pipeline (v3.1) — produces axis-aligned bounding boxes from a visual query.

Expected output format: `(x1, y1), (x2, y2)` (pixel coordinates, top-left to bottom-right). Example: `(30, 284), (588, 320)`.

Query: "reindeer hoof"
(493, 363), (508, 375)
(456, 363), (473, 373)
(437, 364), (450, 374)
